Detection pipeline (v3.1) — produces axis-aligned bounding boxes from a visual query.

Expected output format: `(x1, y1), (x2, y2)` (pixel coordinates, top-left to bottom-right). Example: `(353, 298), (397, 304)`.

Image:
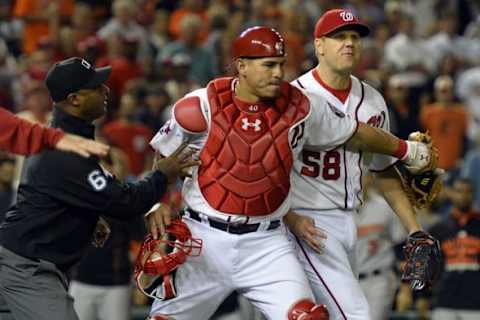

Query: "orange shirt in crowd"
(102, 122), (153, 176)
(168, 9), (208, 42)
(14, 0), (74, 54)
(420, 103), (468, 170)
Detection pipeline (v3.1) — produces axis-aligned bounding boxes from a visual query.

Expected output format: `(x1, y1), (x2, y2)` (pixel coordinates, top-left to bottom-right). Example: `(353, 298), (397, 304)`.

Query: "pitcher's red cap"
(232, 26), (285, 60)
(314, 9), (370, 38)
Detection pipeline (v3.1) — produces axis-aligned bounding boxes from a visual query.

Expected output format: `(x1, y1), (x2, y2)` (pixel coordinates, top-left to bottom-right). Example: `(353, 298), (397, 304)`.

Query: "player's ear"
(314, 38), (324, 57)
(66, 92), (82, 107)
(236, 58), (248, 77)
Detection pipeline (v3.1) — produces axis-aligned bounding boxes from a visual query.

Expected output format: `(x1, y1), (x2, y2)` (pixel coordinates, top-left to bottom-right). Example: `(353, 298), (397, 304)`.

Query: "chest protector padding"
(198, 77), (310, 216)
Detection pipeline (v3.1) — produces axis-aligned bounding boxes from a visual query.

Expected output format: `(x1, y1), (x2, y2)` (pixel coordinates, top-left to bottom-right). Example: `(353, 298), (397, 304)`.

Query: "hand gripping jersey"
(151, 77), (358, 221)
(291, 71), (396, 211)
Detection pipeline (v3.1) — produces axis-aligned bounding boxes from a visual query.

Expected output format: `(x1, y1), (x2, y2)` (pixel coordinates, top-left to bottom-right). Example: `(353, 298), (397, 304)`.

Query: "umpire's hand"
(153, 142), (201, 183)
(146, 203), (177, 239)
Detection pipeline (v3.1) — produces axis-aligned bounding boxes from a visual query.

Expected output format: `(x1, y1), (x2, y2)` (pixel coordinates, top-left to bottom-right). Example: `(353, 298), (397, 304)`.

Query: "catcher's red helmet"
(232, 26), (285, 60)
(134, 219), (202, 300)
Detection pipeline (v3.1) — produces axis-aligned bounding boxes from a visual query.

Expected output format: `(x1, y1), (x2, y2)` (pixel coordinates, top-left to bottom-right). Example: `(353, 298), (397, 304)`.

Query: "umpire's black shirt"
(0, 108), (167, 271)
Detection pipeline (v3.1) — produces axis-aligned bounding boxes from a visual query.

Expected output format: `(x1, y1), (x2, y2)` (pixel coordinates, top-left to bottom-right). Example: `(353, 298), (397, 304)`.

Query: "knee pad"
(288, 299), (329, 320)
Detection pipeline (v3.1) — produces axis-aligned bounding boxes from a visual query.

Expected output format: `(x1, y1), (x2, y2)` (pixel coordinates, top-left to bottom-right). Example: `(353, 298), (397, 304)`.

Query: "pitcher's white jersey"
(149, 85), (358, 223)
(354, 190), (406, 273)
(291, 70), (396, 211)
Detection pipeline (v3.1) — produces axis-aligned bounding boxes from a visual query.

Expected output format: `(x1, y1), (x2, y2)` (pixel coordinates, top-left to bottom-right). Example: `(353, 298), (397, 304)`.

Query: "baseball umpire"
(0, 57), (198, 320)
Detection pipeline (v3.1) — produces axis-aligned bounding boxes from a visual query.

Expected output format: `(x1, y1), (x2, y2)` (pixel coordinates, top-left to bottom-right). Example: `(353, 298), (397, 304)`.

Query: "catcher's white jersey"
(150, 85), (357, 223)
(291, 71), (396, 211)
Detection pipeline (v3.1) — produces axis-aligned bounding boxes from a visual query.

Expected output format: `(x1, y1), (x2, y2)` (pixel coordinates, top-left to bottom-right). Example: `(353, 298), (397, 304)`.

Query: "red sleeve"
(0, 107), (65, 155)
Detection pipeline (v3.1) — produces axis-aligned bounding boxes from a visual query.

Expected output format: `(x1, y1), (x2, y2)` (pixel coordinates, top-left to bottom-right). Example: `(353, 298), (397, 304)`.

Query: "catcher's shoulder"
(173, 92), (208, 134)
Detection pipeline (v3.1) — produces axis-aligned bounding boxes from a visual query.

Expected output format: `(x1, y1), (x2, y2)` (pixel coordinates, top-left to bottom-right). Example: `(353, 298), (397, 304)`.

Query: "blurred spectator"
(147, 10), (171, 63)
(384, 12), (433, 77)
(456, 66), (480, 142)
(99, 35), (144, 105)
(158, 14), (218, 86)
(424, 11), (480, 69)
(0, 157), (15, 219)
(461, 137), (480, 211)
(159, 52), (200, 102)
(0, 0), (22, 56)
(136, 84), (171, 133)
(278, 4), (309, 80)
(204, 10), (228, 76)
(13, 0), (74, 54)
(0, 38), (18, 110)
(77, 36), (108, 65)
(12, 86), (52, 187)
(345, 0), (385, 28)
(356, 174), (406, 320)
(102, 93), (153, 177)
(54, 2), (98, 59)
(386, 74), (421, 139)
(97, 0), (148, 60)
(420, 75), (467, 170)
(428, 178), (480, 320)
(169, 0), (208, 41)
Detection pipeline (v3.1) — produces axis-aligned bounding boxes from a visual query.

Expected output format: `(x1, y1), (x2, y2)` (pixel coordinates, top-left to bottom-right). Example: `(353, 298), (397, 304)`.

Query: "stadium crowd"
(1, 0), (480, 319)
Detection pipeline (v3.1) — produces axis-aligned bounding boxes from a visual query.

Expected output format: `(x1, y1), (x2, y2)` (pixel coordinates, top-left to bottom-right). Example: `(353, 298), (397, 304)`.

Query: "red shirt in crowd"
(102, 121), (153, 176)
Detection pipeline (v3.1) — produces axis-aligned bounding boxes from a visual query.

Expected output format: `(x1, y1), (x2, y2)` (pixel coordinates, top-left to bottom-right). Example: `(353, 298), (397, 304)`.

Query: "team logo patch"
(241, 118), (262, 131)
(340, 11), (355, 22)
(327, 102), (345, 118)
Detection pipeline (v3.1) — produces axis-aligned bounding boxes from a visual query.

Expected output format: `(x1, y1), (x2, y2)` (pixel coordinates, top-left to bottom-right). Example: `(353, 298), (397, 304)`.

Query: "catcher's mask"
(134, 219), (202, 300)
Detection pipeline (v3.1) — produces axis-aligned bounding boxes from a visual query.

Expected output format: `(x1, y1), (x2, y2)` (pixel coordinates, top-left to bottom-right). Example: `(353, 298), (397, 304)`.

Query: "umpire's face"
(72, 84), (110, 121)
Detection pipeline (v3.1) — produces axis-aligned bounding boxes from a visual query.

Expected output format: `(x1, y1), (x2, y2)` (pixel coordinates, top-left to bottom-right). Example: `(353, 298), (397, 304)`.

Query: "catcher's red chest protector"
(197, 77), (310, 216)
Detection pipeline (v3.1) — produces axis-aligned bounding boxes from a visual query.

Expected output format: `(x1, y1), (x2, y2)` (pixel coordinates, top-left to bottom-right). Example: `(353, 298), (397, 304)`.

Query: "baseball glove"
(395, 131), (443, 209)
(402, 230), (442, 291)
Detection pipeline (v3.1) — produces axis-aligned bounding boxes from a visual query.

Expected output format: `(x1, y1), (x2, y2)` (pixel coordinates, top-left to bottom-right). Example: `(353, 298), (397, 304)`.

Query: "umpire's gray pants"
(0, 245), (78, 320)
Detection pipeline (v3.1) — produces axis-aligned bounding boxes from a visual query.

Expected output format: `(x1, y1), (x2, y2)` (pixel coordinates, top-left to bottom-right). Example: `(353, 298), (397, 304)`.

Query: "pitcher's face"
(316, 30), (362, 75)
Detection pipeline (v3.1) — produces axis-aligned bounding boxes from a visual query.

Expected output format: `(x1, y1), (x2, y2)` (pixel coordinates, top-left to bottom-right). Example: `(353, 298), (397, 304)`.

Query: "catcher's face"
(236, 57), (285, 100)
(315, 30), (361, 75)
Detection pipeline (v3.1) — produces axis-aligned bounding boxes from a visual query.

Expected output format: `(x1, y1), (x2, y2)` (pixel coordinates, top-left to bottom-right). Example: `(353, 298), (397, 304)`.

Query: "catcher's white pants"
(289, 208), (370, 320)
(149, 217), (314, 320)
(359, 270), (397, 320)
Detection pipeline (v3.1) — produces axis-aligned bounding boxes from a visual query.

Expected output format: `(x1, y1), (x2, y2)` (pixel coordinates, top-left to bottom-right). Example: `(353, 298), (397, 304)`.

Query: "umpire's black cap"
(45, 57), (112, 102)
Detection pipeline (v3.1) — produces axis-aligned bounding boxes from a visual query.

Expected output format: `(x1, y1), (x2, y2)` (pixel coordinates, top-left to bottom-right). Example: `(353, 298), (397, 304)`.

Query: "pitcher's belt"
(182, 208), (281, 235)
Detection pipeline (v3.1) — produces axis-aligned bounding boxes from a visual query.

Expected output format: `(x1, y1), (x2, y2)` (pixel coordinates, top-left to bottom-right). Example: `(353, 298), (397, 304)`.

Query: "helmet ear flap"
(134, 219), (202, 300)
